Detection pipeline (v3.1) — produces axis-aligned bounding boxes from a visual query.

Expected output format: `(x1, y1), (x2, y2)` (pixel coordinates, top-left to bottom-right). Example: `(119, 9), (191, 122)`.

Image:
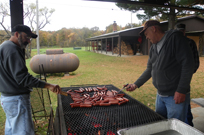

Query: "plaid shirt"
(188, 38), (200, 73)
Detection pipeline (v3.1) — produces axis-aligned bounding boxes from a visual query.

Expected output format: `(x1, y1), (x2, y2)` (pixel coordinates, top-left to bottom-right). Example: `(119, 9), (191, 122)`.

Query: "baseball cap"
(176, 23), (186, 30)
(12, 24), (38, 38)
(140, 20), (160, 36)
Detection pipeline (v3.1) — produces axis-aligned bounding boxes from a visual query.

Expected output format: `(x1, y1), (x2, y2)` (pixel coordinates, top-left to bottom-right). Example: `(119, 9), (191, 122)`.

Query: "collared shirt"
(156, 33), (167, 53)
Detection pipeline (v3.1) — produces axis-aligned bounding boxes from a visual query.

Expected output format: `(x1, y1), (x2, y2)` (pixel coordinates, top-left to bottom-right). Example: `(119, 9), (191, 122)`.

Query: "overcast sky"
(1, 0), (144, 31)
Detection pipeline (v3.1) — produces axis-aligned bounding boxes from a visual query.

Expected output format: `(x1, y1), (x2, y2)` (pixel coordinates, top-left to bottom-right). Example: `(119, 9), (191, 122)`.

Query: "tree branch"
(86, 0), (204, 12)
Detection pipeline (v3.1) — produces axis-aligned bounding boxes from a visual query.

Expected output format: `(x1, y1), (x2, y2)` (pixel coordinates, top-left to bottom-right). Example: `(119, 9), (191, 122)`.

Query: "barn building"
(86, 15), (204, 56)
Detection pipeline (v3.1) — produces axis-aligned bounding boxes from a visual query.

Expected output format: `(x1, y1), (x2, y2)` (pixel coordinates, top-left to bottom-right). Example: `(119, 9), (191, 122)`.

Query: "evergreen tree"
(116, 0), (204, 29)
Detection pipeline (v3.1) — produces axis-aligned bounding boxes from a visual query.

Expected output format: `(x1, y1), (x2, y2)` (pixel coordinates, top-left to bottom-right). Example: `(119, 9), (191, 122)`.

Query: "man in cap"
(0, 24), (62, 135)
(176, 23), (200, 126)
(125, 20), (194, 123)
(176, 23), (199, 74)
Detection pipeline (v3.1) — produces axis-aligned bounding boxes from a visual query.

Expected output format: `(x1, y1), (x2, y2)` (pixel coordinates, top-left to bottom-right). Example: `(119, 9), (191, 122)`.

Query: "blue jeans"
(0, 94), (35, 135)
(186, 104), (194, 126)
(155, 93), (190, 122)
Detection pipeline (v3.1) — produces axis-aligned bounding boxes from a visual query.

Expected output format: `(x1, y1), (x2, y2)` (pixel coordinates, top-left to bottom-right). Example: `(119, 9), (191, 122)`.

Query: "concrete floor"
(192, 107), (204, 133)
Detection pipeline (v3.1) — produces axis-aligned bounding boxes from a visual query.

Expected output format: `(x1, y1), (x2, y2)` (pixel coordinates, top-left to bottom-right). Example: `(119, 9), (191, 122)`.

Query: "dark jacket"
(134, 30), (194, 96)
(0, 40), (45, 96)
(187, 38), (199, 73)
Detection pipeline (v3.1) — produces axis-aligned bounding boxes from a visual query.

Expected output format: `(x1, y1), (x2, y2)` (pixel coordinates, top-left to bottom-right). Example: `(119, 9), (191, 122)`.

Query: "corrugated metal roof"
(86, 26), (143, 41)
(86, 15), (204, 41)
(160, 15), (204, 24)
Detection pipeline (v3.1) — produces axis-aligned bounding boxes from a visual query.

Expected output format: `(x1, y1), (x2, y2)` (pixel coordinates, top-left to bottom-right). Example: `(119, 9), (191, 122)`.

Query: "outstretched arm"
(44, 83), (61, 94)
(126, 57), (152, 92)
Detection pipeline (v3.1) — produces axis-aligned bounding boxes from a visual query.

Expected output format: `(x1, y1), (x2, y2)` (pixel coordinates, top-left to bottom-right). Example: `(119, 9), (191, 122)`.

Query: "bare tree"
(0, 2), (55, 33)
(0, 1), (55, 58)
(0, 2), (11, 37)
(38, 7), (55, 30)
(24, 3), (36, 31)
(24, 3), (55, 31)
(24, 3), (55, 58)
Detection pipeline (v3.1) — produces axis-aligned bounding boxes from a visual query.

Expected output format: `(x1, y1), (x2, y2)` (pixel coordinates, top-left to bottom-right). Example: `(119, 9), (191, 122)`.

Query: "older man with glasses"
(126, 20), (194, 123)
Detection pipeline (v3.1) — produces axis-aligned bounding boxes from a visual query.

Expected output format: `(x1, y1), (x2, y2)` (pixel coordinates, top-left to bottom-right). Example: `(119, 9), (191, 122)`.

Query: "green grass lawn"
(0, 47), (204, 135)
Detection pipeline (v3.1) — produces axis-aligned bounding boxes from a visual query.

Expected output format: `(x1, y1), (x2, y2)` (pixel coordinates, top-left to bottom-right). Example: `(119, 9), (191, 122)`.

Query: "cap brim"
(139, 27), (147, 36)
(30, 33), (38, 38)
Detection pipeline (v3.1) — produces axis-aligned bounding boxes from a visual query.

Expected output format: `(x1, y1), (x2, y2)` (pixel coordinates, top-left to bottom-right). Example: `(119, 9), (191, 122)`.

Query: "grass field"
(0, 47), (204, 135)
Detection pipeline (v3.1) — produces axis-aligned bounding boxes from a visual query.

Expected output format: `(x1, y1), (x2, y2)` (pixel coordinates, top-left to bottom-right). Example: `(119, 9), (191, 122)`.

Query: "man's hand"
(45, 83), (61, 94)
(126, 84), (138, 91)
(174, 91), (186, 104)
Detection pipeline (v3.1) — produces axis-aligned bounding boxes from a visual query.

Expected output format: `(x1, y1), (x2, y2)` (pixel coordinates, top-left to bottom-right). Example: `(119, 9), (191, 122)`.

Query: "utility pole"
(36, 0), (40, 54)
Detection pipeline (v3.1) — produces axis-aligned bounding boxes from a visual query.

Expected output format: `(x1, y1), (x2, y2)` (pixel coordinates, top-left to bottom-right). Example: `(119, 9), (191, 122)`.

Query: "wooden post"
(89, 42), (91, 51)
(112, 37), (114, 55)
(10, 0), (23, 30)
(101, 39), (102, 53)
(106, 38), (107, 54)
(97, 40), (98, 52)
(118, 36), (121, 56)
(85, 42), (86, 51)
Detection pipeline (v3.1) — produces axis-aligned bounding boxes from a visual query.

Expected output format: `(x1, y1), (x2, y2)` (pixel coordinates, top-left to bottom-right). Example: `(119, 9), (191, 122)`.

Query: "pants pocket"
(2, 100), (18, 118)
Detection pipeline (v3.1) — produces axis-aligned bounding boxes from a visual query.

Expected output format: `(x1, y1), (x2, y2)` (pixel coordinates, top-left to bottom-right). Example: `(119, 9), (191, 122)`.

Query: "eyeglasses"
(24, 35), (31, 41)
(19, 32), (31, 41)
